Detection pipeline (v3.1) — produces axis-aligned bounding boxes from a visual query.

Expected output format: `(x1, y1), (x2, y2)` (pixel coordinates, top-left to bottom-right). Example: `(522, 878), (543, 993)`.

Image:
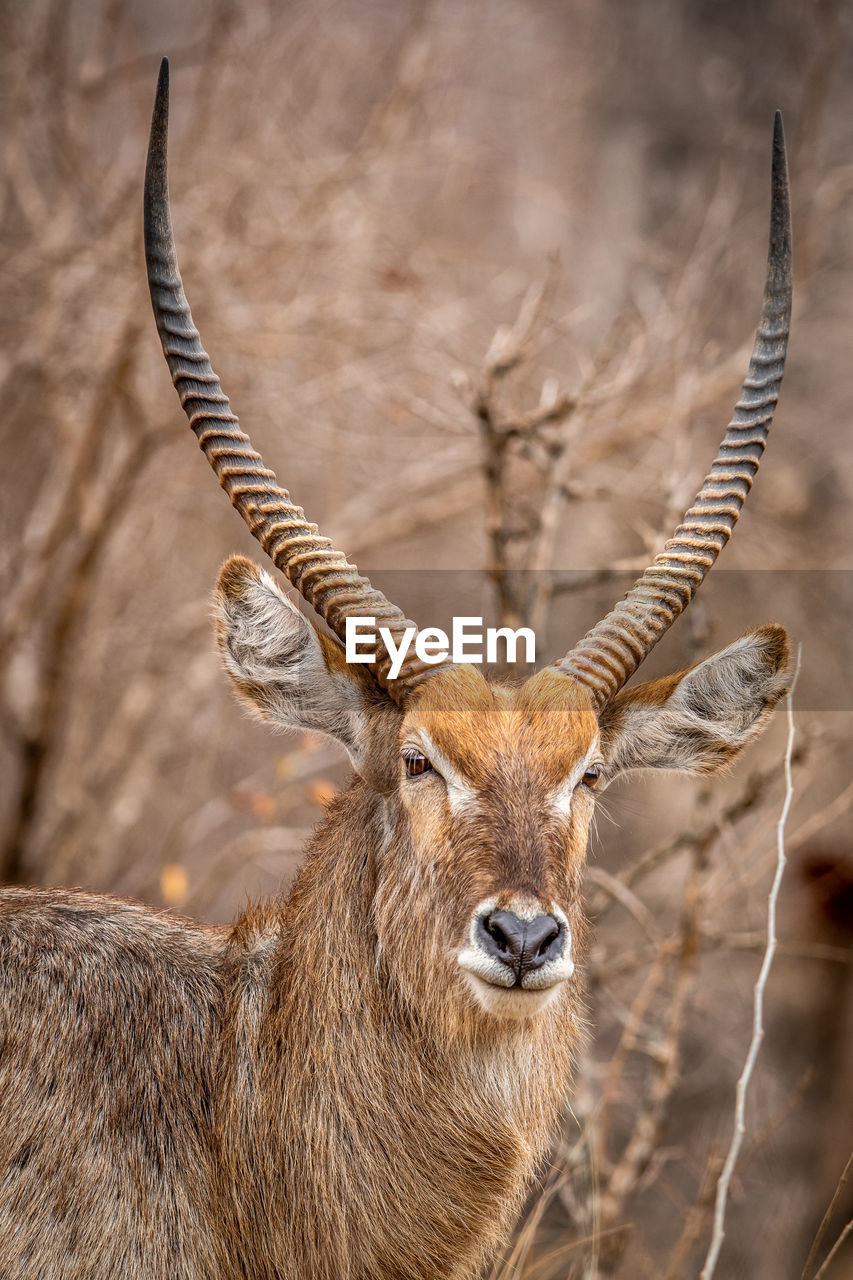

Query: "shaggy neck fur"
(213, 781), (582, 1280)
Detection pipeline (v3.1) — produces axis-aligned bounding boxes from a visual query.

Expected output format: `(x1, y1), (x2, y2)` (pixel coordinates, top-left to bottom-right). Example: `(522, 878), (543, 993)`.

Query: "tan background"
(1, 1), (851, 1276)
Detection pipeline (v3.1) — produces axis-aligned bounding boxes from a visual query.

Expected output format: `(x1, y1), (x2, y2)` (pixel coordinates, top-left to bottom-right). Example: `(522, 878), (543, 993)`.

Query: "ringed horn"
(146, 56), (791, 712)
(557, 111), (792, 707)
(144, 57), (444, 702)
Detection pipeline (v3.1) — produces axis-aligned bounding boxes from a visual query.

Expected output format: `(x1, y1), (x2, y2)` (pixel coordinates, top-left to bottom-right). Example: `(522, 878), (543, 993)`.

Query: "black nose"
(476, 910), (564, 984)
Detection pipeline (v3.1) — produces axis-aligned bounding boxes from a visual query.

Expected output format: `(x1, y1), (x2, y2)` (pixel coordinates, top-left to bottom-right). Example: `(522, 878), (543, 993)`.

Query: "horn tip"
(149, 57), (170, 143)
(155, 56), (169, 115)
(146, 57), (170, 191)
(772, 110), (788, 175)
(768, 109), (792, 287)
(145, 57), (173, 271)
(771, 109), (788, 173)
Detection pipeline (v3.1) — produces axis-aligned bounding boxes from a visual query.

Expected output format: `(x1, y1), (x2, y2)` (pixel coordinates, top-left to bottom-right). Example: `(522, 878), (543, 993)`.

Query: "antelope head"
(145, 61), (792, 1032)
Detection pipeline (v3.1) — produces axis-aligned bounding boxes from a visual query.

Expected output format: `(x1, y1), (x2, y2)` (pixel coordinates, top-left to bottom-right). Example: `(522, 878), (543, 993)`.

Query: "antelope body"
(0, 61), (793, 1280)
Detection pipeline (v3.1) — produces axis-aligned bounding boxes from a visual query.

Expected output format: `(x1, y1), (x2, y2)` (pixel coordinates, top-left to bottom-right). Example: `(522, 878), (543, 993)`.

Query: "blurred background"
(1, 0), (851, 1276)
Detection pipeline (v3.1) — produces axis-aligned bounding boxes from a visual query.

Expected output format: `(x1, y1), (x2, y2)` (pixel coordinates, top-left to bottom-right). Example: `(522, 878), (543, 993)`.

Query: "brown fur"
(0, 557), (790, 1279)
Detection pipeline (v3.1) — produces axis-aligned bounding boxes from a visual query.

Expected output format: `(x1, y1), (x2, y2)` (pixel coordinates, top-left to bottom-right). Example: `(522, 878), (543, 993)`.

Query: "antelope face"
(394, 666), (597, 1022)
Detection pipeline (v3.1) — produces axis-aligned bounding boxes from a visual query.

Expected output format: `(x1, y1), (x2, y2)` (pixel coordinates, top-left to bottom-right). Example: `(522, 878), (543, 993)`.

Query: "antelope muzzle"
(458, 897), (576, 1017)
(476, 910), (565, 988)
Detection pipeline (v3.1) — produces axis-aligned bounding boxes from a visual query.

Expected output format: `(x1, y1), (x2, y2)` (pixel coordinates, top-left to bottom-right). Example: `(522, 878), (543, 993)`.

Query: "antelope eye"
(402, 751), (432, 778)
(581, 763), (602, 790)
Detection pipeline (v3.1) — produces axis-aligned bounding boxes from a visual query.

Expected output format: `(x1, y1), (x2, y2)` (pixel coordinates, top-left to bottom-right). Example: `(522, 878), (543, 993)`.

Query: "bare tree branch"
(802, 1149), (853, 1280)
(701, 649), (802, 1279)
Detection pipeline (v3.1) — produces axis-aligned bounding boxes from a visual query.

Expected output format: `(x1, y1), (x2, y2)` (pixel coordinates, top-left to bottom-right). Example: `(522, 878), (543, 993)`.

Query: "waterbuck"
(0, 59), (792, 1280)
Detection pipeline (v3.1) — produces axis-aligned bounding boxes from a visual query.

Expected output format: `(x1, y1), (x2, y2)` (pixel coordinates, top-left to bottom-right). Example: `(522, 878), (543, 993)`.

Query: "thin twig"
(584, 865), (663, 945)
(597, 854), (701, 1248)
(813, 1218), (853, 1280)
(802, 1149), (853, 1279)
(662, 1145), (725, 1280)
(700, 648), (802, 1279)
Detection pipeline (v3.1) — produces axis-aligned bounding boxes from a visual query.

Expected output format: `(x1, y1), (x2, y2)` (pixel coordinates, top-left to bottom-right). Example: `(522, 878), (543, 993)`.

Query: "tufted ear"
(214, 555), (384, 766)
(598, 625), (790, 779)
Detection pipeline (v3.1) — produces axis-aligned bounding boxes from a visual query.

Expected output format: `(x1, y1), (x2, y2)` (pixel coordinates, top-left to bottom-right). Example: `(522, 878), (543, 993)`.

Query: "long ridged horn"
(557, 111), (792, 708)
(144, 58), (447, 701)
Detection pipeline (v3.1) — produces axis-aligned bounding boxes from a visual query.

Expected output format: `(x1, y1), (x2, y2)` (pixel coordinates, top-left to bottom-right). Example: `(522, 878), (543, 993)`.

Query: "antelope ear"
(598, 625), (790, 778)
(214, 555), (382, 763)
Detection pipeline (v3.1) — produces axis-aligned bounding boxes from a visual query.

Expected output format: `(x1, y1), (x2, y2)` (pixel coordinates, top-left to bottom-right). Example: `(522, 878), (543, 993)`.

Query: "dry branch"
(700, 653), (801, 1279)
(802, 1149), (853, 1280)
